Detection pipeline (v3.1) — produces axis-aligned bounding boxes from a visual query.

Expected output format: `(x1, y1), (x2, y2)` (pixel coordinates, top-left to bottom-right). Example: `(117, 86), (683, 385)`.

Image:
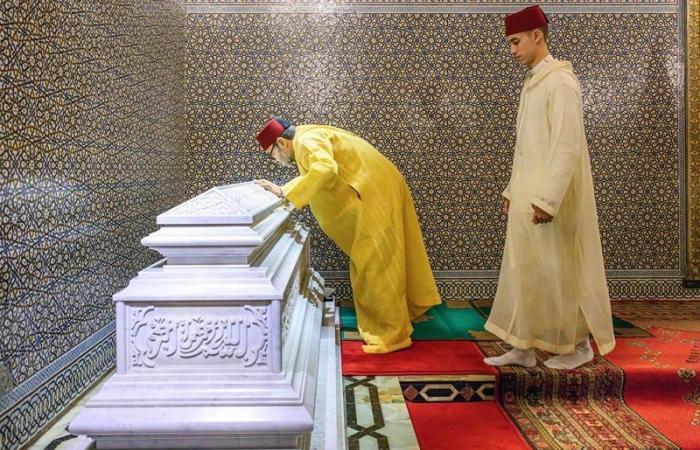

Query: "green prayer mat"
(339, 299), (650, 341)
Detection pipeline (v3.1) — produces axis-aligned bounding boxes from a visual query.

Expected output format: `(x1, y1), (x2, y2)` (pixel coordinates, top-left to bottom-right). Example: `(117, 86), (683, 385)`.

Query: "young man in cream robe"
(484, 6), (616, 370)
(254, 117), (441, 354)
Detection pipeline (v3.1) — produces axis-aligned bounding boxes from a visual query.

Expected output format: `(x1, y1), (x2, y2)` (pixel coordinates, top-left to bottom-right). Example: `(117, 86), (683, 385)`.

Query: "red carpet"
(341, 340), (496, 375)
(341, 309), (700, 448)
(605, 328), (700, 450)
(407, 402), (530, 450)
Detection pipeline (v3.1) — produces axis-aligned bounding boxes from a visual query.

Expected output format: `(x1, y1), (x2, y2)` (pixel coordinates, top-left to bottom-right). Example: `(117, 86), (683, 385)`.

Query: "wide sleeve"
(531, 84), (583, 216)
(282, 176), (303, 200)
(281, 131), (339, 209)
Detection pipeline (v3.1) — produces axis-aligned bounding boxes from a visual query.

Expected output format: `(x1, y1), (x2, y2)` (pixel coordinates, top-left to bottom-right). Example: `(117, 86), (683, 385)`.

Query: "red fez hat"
(256, 118), (285, 150)
(505, 6), (548, 36)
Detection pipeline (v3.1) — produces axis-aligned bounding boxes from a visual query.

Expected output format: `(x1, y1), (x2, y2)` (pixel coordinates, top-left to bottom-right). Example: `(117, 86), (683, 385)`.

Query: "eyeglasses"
(265, 143), (278, 160)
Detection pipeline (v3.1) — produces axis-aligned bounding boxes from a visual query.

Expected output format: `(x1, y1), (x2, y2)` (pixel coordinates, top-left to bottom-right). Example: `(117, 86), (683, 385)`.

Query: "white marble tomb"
(69, 182), (326, 449)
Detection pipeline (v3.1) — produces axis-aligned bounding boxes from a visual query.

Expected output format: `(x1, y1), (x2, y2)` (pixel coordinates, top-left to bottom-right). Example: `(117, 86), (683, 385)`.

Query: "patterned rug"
(479, 341), (679, 449)
(605, 328), (700, 449)
(611, 299), (700, 331)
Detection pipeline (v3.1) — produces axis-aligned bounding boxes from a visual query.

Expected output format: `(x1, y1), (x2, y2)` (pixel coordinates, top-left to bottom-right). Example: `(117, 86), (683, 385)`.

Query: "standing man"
(255, 117), (441, 354)
(484, 6), (615, 369)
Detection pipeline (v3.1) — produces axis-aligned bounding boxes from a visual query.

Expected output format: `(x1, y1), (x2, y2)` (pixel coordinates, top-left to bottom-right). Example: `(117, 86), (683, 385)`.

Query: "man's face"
(267, 140), (295, 168)
(507, 31), (537, 67)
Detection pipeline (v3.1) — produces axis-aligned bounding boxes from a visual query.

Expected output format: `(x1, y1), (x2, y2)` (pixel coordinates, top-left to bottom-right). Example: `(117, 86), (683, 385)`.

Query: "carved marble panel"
(127, 304), (271, 371)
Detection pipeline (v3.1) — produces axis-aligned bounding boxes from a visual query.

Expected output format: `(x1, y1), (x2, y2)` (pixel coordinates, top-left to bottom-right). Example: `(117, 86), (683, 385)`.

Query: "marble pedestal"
(69, 182), (325, 449)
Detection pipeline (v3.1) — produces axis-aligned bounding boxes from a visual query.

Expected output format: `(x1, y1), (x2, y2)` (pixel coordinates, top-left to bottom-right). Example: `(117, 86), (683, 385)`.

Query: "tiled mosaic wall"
(185, 11), (688, 293)
(0, 0), (186, 447)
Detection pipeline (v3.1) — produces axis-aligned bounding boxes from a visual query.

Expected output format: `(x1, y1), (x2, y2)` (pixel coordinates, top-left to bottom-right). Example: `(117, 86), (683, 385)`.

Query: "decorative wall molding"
(186, 0), (677, 2)
(0, 329), (116, 450)
(323, 269), (688, 278)
(322, 272), (700, 300)
(0, 324), (115, 413)
(184, 3), (679, 13)
(687, 0), (700, 281)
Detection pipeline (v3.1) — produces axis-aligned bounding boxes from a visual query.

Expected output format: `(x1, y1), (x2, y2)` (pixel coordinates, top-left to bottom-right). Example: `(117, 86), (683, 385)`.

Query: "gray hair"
(281, 125), (296, 140)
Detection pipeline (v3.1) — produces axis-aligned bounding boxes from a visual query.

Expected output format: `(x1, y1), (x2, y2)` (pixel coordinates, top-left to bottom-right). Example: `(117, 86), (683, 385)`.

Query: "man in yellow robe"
(484, 6), (615, 370)
(254, 117), (441, 353)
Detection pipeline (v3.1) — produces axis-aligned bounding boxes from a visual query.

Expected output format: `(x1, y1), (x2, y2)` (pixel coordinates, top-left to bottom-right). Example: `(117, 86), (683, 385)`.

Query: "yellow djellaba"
(260, 122), (441, 353)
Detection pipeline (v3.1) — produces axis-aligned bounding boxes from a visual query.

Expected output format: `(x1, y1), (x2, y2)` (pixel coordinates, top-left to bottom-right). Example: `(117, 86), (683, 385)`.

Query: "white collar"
(529, 54), (554, 77)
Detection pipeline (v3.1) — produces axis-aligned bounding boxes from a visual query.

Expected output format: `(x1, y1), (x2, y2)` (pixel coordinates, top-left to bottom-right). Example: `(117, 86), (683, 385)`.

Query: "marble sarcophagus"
(69, 182), (325, 449)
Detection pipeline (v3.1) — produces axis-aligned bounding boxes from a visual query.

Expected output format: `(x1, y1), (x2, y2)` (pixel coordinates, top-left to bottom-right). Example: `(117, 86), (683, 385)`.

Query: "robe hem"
(595, 340), (615, 356)
(485, 320), (616, 356)
(408, 297), (442, 321)
(485, 320), (578, 355)
(361, 337), (413, 354)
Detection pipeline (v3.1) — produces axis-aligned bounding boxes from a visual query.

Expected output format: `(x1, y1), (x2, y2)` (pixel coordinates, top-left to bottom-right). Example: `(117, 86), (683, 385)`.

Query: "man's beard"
(276, 155), (295, 168)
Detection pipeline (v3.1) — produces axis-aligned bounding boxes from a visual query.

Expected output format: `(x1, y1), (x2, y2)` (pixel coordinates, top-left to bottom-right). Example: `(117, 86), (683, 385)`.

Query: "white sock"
(544, 339), (594, 370)
(483, 347), (536, 367)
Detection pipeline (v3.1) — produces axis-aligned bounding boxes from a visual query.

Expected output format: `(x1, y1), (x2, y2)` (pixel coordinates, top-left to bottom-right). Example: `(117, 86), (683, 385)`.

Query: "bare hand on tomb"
(254, 179), (284, 198)
(502, 199), (510, 215)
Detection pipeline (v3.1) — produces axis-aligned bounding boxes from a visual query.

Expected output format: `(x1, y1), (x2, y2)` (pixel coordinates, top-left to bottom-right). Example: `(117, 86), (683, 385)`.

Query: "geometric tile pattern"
(17, 372), (114, 450)
(344, 376), (420, 450)
(0, 363), (11, 397)
(342, 375), (495, 449)
(399, 375), (495, 402)
(185, 12), (682, 278)
(0, 0), (186, 388)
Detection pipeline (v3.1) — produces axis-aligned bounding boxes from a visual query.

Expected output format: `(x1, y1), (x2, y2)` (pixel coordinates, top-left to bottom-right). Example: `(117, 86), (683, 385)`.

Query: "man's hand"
(531, 204), (553, 225)
(502, 198), (510, 215)
(254, 179), (284, 198)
